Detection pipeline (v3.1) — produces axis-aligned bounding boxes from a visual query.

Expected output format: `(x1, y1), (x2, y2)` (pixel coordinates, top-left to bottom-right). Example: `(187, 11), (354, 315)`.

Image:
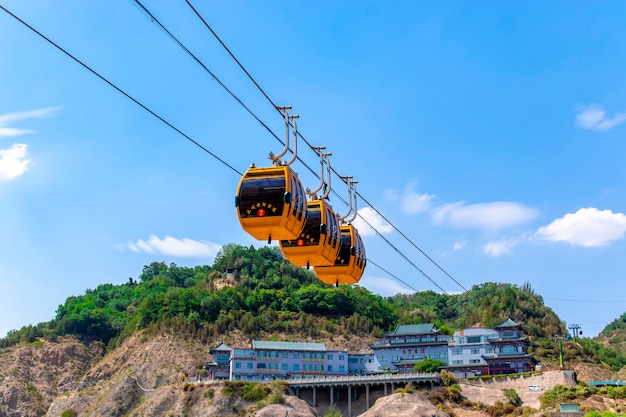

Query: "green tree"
(413, 358), (445, 373)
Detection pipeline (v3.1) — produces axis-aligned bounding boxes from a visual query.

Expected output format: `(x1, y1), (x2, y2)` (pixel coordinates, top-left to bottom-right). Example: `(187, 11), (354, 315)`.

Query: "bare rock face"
(0, 338), (104, 417)
(358, 392), (449, 417)
(255, 395), (319, 417)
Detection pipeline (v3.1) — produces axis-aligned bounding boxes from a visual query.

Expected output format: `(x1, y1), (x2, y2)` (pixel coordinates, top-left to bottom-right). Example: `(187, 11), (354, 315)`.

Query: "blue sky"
(1, 1), (625, 339)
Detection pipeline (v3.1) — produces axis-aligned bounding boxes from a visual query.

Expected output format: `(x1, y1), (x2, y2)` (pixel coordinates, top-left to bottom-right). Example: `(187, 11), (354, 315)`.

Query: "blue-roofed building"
(206, 341), (233, 380)
(370, 323), (452, 372)
(482, 317), (536, 375)
(445, 328), (499, 377)
(443, 318), (537, 377)
(230, 340), (349, 381)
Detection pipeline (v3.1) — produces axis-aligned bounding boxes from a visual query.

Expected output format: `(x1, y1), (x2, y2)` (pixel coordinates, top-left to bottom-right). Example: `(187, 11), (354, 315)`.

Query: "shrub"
(242, 383), (267, 402)
(440, 370), (457, 386)
(324, 405), (342, 417)
(61, 410), (77, 417)
(503, 388), (521, 406)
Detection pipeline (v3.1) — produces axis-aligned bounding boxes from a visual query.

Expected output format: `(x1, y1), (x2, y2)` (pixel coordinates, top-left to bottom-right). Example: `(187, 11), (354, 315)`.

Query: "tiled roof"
(494, 317), (521, 328)
(454, 328), (498, 337)
(389, 323), (437, 336)
(252, 340), (327, 351)
(210, 342), (232, 352)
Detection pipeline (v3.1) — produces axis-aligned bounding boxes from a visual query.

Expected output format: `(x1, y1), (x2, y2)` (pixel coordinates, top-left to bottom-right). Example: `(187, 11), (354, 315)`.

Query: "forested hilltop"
(2, 243), (625, 371)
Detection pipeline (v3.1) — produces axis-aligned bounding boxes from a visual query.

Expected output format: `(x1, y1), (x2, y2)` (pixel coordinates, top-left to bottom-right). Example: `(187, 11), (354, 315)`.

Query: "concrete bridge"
(287, 372), (441, 417)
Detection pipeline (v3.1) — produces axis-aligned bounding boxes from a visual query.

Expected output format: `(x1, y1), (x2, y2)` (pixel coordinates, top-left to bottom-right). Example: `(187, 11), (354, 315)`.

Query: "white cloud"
(127, 235), (222, 258)
(0, 107), (60, 181)
(352, 207), (394, 236)
(433, 201), (539, 231)
(0, 127), (35, 137)
(483, 238), (518, 257)
(0, 107), (61, 135)
(359, 275), (412, 296)
(0, 143), (31, 180)
(401, 179), (434, 214)
(575, 104), (626, 131)
(536, 207), (626, 247)
(453, 241), (466, 251)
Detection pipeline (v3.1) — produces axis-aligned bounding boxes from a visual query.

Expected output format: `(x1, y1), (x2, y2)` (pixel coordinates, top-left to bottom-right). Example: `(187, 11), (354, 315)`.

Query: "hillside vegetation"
(4, 244), (626, 416)
(2, 243), (626, 373)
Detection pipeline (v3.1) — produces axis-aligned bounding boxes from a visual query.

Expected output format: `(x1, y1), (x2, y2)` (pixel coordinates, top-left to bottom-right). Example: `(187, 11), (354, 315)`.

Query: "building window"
(282, 352), (288, 358)
(281, 363), (287, 370)
(294, 353), (299, 359)
(485, 348), (494, 354)
(451, 349), (463, 356)
(339, 365), (345, 372)
(439, 352), (448, 359)
(425, 353), (435, 359)
(314, 364), (324, 371)
(247, 362), (253, 369)
(502, 346), (517, 354)
(257, 363), (266, 369)
(327, 365), (333, 372)
(269, 363), (278, 370)
(471, 349), (480, 354)
(377, 356), (387, 363)
(328, 354), (333, 360)
(339, 354), (345, 361)
(452, 360), (463, 365)
(235, 362), (241, 369)
(470, 359), (481, 364)
(293, 364), (300, 371)
(392, 355), (402, 362)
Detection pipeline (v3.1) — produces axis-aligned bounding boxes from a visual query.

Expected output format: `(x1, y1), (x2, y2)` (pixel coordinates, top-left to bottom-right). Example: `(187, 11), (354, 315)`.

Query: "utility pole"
(569, 324), (582, 342)
(553, 335), (564, 368)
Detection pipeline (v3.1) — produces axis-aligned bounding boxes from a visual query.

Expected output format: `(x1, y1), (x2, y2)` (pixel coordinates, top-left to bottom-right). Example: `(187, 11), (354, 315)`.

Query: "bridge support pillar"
(348, 385), (352, 417)
(383, 383), (387, 395)
(295, 387), (299, 398)
(313, 386), (317, 407)
(330, 386), (334, 406)
(366, 384), (370, 409)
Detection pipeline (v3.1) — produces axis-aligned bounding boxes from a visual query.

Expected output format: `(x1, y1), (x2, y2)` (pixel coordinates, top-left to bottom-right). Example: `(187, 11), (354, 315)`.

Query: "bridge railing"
(286, 372), (440, 386)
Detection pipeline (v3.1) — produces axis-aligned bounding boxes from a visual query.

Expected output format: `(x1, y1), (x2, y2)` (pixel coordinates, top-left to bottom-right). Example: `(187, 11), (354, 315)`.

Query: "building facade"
(206, 319), (536, 381)
(370, 324), (452, 372)
(230, 340), (349, 381)
(443, 318), (536, 377)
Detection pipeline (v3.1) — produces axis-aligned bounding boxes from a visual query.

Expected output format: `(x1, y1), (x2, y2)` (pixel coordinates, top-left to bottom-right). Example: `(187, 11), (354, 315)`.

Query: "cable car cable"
(355, 193), (467, 292)
(181, 1), (466, 293)
(0, 4), (242, 178)
(133, 0), (459, 293)
(2, 4), (455, 294)
(131, 0), (281, 148)
(366, 259), (420, 294)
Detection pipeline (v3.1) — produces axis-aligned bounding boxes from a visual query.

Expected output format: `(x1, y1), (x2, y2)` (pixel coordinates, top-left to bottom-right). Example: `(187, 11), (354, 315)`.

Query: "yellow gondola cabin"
(313, 224), (366, 285)
(235, 165), (307, 243)
(279, 199), (341, 268)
